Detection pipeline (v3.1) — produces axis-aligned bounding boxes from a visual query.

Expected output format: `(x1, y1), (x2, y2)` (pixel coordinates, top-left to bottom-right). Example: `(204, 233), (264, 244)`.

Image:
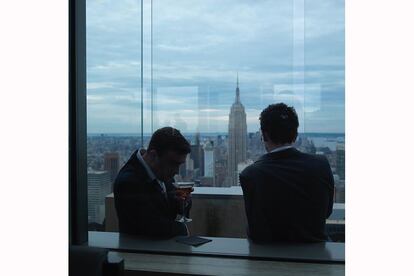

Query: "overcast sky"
(86, 0), (344, 134)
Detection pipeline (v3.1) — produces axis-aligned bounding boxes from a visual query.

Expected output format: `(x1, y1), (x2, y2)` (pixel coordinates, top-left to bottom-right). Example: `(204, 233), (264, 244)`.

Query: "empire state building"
(227, 76), (247, 186)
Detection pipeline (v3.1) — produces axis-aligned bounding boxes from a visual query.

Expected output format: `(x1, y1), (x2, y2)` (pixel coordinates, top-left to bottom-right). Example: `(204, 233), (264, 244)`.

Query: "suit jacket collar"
(127, 150), (165, 193)
(136, 148), (157, 181)
(258, 147), (300, 162)
(127, 150), (174, 209)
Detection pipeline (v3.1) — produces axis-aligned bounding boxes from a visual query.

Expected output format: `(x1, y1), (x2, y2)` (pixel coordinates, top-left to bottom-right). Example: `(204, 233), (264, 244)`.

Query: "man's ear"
(292, 133), (298, 143)
(147, 149), (158, 160)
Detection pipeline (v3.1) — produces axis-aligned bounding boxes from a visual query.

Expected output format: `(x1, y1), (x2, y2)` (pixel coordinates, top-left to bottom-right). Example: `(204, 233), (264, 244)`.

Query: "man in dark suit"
(113, 127), (192, 238)
(240, 103), (334, 242)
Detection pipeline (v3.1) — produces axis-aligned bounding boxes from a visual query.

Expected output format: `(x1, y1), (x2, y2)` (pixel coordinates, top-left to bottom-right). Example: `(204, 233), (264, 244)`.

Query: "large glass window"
(86, 0), (345, 240)
(86, 0), (143, 230)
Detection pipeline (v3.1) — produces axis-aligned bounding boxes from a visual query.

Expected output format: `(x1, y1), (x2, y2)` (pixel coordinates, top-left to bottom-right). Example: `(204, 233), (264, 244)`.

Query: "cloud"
(157, 44), (195, 52)
(86, 0), (345, 133)
(199, 108), (221, 112)
(87, 82), (116, 89)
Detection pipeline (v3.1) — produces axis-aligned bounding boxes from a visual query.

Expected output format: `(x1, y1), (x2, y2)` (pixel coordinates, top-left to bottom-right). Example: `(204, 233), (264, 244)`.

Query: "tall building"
(104, 152), (120, 185)
(190, 133), (204, 179)
(296, 136), (316, 154)
(214, 159), (227, 187)
(179, 154), (195, 181)
(204, 140), (215, 178)
(248, 131), (265, 161)
(227, 75), (247, 186)
(334, 179), (346, 203)
(237, 160), (253, 185)
(87, 170), (111, 224)
(336, 142), (345, 180)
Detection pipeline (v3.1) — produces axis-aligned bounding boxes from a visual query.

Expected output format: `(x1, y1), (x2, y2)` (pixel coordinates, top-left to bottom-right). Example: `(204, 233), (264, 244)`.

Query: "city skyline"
(86, 133), (345, 187)
(86, 131), (345, 136)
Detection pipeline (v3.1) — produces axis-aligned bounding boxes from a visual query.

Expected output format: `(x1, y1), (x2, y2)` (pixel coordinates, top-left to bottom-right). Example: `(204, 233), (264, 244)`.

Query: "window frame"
(69, 0), (88, 245)
(69, 1), (345, 261)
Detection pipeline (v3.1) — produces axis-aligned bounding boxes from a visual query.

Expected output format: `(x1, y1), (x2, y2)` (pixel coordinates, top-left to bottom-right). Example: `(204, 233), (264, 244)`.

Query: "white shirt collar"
(269, 144), (294, 154)
(136, 149), (156, 181)
(135, 149), (167, 195)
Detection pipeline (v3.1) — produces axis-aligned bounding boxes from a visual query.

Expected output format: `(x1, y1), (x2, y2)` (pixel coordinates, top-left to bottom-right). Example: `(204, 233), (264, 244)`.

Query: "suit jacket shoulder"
(241, 148), (331, 179)
(239, 147), (334, 242)
(113, 150), (187, 238)
(114, 150), (161, 194)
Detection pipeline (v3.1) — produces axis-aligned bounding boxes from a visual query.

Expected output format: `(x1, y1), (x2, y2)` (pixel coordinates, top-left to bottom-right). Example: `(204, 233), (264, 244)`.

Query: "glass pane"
(303, 0), (345, 204)
(152, 0), (295, 184)
(86, 0), (142, 231)
(85, 0), (344, 242)
(151, 0), (344, 240)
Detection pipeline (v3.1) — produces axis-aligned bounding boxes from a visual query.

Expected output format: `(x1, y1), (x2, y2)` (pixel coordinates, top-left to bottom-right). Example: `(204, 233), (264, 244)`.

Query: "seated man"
(113, 127), (192, 238)
(240, 103), (334, 242)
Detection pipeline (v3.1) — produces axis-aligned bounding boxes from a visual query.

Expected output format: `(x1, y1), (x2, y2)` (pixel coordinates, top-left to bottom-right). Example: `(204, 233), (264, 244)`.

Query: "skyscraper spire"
(227, 72), (247, 186)
(236, 73), (240, 103)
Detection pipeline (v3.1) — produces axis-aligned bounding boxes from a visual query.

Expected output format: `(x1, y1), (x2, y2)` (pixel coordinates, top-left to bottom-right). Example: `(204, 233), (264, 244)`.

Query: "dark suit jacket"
(113, 150), (189, 238)
(239, 148), (334, 243)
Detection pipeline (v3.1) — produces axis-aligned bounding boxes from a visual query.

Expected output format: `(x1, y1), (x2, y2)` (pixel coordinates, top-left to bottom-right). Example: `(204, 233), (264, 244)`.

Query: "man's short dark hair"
(260, 103), (299, 144)
(147, 127), (191, 156)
